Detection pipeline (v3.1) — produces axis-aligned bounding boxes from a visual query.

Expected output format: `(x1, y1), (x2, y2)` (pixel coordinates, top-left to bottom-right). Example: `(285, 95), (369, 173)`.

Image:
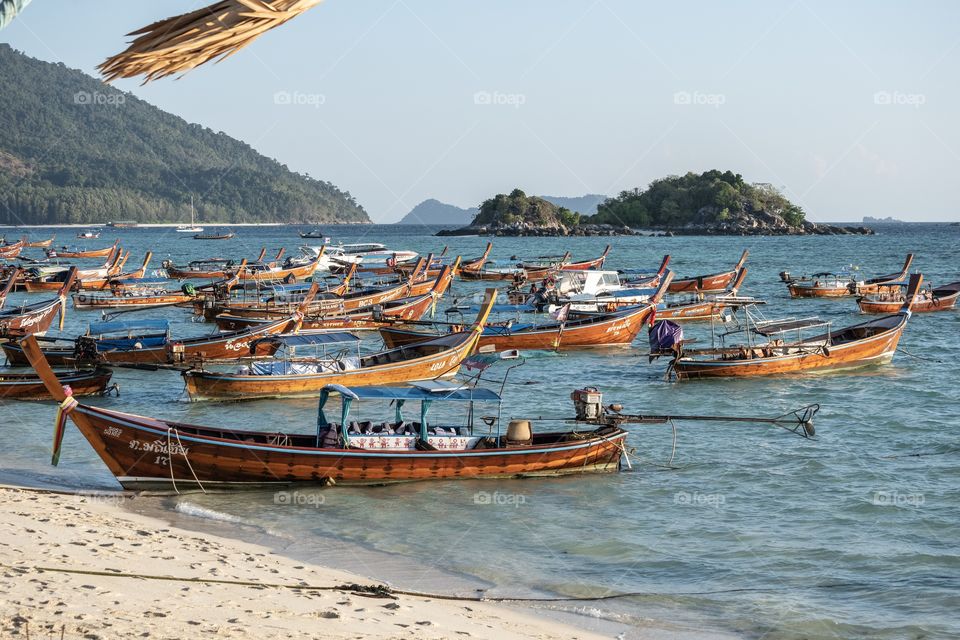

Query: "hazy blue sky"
(2, 1), (958, 222)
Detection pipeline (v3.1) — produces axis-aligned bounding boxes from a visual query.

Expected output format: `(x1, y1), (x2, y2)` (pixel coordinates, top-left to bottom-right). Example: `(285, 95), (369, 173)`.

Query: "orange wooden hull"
(0, 368), (111, 400)
(674, 315), (908, 378)
(788, 283), (853, 298)
(237, 258), (320, 281)
(72, 292), (194, 311)
(0, 298), (63, 336)
(669, 251), (749, 294)
(657, 300), (728, 321)
(50, 245), (117, 259)
(64, 405), (626, 489)
(858, 291), (959, 314)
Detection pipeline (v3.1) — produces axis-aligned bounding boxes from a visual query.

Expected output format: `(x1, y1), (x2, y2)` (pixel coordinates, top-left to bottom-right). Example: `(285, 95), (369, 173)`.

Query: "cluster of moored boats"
(0, 232), (947, 491)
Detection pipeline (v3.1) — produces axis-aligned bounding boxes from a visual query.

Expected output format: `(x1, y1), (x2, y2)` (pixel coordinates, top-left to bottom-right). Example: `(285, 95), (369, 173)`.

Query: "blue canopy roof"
(88, 319), (170, 335)
(321, 383), (500, 402)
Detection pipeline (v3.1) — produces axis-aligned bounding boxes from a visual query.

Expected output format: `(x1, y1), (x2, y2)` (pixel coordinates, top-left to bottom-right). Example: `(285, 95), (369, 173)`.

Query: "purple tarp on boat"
(649, 320), (683, 360)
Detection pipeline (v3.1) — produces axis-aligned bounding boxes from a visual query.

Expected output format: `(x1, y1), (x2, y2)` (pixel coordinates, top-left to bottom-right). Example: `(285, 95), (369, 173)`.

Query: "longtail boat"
(77, 252), (153, 290)
(47, 240), (119, 259)
(236, 252), (323, 282)
(560, 245), (611, 271)
(213, 265), (454, 332)
(656, 268), (755, 322)
(0, 367), (112, 400)
(19, 338), (628, 488)
(0, 268), (76, 337)
(667, 250), (749, 294)
(72, 273), (240, 312)
(663, 273), (923, 378)
(22, 235), (55, 249)
(22, 248), (124, 292)
(163, 248), (281, 279)
(210, 262), (421, 321)
(382, 273), (672, 351)
(619, 255), (672, 288)
(857, 280), (960, 314)
(0, 240), (24, 259)
(460, 251), (571, 282)
(785, 254), (914, 298)
(181, 288), (497, 401)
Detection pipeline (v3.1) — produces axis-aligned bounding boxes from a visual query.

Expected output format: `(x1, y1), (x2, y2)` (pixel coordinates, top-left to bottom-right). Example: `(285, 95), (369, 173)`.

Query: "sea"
(1, 222), (957, 639)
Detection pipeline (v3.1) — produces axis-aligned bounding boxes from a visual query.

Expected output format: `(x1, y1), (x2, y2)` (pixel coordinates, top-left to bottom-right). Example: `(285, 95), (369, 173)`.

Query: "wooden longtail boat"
(382, 273), (672, 351)
(22, 236), (55, 249)
(213, 265), (454, 332)
(72, 290), (194, 311)
(77, 252), (153, 290)
(0, 268), (76, 337)
(560, 245), (611, 271)
(89, 284), (320, 365)
(47, 240), (119, 259)
(0, 240), (24, 259)
(19, 339), (628, 489)
(668, 250), (749, 294)
(236, 252), (322, 282)
(668, 274), (923, 379)
(857, 280), (960, 314)
(786, 254), (914, 298)
(619, 255), (672, 288)
(460, 251), (571, 282)
(22, 248), (124, 292)
(181, 289), (498, 401)
(211, 262), (419, 321)
(0, 367), (112, 400)
(163, 248), (282, 279)
(656, 268), (752, 321)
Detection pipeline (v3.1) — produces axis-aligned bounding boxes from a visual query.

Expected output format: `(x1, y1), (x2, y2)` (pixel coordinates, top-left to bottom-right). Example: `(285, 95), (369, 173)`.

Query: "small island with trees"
(438, 170), (874, 237)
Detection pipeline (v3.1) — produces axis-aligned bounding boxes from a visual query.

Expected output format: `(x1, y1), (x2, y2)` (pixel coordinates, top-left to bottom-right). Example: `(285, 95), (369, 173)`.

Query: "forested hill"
(0, 45), (369, 225)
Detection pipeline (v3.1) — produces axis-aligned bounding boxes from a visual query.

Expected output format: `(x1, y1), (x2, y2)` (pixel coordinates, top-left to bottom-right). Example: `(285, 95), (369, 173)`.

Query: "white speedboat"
(553, 270), (656, 312)
(300, 242), (418, 272)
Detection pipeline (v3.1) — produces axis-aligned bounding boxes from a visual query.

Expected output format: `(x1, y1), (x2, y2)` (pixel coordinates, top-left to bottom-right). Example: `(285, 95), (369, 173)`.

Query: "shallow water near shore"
(1, 222), (958, 638)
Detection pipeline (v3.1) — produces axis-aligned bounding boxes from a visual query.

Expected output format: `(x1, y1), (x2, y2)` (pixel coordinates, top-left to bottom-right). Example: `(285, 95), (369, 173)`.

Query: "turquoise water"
(1, 223), (958, 639)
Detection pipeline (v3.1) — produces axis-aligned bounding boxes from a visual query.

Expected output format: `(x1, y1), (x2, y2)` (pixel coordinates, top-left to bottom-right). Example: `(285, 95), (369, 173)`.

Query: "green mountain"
(587, 170), (805, 229)
(0, 44), (369, 225)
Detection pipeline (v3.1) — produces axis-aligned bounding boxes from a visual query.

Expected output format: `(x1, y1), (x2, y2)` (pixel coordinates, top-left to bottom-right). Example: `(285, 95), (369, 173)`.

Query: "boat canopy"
(88, 319), (170, 335)
(252, 332), (360, 349)
(321, 383), (500, 402)
(317, 382), (501, 445)
(753, 318), (830, 336)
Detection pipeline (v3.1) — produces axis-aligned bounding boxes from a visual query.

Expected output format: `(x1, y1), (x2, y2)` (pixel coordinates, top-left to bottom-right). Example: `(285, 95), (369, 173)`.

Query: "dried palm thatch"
(98, 0), (323, 84)
(0, 0), (34, 31)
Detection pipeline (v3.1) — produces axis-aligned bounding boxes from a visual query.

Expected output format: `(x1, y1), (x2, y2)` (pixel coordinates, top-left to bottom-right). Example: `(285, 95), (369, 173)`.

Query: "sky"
(2, 1), (958, 223)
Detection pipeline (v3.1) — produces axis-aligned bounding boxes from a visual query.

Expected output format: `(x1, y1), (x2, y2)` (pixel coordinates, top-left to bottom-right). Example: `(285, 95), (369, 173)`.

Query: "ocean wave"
(174, 501), (242, 523)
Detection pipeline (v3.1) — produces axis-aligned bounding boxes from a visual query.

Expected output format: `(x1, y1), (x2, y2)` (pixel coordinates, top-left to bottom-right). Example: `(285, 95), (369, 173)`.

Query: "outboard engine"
(571, 387), (603, 422)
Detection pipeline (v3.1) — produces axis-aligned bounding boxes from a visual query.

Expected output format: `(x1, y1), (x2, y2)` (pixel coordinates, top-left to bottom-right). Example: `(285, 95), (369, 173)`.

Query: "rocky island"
(438, 171), (874, 237)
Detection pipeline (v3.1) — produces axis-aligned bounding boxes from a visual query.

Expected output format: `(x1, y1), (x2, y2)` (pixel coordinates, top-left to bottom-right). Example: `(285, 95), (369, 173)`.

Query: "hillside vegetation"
(589, 170), (805, 229)
(0, 45), (369, 225)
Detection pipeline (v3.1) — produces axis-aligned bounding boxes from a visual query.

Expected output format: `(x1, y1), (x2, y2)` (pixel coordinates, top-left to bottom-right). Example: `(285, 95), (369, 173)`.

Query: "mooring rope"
(896, 347), (944, 363)
(0, 563), (932, 604)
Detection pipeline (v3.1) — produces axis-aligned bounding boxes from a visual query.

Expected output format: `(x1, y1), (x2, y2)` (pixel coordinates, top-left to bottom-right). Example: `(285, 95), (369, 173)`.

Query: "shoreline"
(0, 485), (616, 640)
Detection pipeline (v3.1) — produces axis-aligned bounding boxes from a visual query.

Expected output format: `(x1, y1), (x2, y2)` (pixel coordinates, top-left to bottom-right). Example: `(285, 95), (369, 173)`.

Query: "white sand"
(0, 486), (609, 639)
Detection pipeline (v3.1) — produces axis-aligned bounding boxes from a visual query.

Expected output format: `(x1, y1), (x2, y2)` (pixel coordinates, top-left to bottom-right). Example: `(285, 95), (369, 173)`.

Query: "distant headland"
(862, 216), (905, 224)
(438, 172), (874, 237)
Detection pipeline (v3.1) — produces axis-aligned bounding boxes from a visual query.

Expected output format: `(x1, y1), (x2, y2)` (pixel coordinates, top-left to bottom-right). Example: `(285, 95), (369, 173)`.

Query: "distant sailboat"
(176, 197), (204, 233)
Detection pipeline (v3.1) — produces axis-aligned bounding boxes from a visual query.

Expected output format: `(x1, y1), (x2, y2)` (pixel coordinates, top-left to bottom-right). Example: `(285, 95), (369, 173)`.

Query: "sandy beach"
(0, 486), (607, 640)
